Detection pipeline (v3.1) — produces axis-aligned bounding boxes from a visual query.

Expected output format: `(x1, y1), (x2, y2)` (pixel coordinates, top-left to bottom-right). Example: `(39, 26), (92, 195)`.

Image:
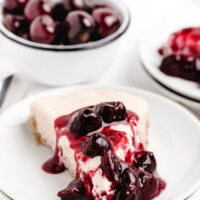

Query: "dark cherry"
(82, 132), (112, 157)
(121, 167), (139, 189)
(160, 55), (200, 82)
(3, 14), (29, 35)
(52, 2), (67, 21)
(3, 0), (28, 14)
(101, 150), (120, 184)
(30, 15), (55, 44)
(92, 7), (121, 38)
(113, 186), (139, 200)
(63, 0), (87, 11)
(117, 167), (139, 200)
(24, 0), (53, 22)
(139, 171), (161, 200)
(69, 108), (102, 136)
(65, 10), (95, 44)
(114, 163), (140, 199)
(133, 151), (157, 174)
(57, 178), (87, 200)
(95, 102), (126, 123)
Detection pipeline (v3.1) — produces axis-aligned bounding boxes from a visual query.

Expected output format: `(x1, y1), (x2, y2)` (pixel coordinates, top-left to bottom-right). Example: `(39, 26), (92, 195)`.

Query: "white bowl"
(0, 0), (130, 86)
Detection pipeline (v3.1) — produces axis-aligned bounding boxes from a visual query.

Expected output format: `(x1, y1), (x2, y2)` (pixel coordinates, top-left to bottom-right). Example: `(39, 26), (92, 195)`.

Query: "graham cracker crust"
(28, 116), (49, 146)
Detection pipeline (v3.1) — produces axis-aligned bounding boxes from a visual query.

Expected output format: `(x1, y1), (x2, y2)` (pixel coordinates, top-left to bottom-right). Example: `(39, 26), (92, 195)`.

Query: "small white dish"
(139, 23), (200, 102)
(0, 84), (200, 200)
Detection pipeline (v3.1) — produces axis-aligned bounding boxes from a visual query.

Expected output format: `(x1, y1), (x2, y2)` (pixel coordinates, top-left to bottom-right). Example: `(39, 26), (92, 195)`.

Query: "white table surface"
(0, 0), (200, 199)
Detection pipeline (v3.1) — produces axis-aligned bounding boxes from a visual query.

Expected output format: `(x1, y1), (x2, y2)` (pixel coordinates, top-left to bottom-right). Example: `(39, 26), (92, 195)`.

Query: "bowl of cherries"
(0, 0), (130, 86)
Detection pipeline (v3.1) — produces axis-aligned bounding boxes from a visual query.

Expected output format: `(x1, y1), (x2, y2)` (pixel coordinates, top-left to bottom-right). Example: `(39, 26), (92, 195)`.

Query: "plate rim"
(141, 60), (200, 104)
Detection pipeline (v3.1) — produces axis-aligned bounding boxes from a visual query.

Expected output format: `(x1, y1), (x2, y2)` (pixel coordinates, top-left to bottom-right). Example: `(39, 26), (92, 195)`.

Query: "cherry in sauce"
(57, 178), (88, 200)
(95, 101), (126, 123)
(133, 151), (157, 173)
(82, 132), (113, 157)
(69, 108), (102, 136)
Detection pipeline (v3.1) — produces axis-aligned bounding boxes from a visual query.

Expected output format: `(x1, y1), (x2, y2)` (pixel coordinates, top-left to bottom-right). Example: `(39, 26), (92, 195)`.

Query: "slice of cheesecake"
(28, 90), (165, 200)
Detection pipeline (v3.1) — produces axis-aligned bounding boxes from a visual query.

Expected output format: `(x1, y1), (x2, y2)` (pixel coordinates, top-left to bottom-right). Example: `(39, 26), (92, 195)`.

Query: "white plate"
(0, 84), (200, 200)
(139, 22), (200, 102)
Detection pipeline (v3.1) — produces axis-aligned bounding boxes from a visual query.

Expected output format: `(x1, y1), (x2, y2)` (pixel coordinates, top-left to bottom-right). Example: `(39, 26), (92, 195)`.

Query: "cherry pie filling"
(159, 27), (200, 83)
(42, 101), (166, 200)
(2, 0), (121, 45)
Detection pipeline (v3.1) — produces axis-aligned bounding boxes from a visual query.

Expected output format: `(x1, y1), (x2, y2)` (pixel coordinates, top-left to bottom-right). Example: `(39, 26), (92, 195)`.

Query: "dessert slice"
(28, 90), (166, 200)
(159, 27), (200, 83)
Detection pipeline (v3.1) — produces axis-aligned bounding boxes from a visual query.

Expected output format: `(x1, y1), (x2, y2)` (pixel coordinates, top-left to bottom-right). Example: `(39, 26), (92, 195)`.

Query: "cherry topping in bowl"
(57, 178), (87, 200)
(66, 10), (95, 44)
(24, 0), (53, 22)
(3, 0), (28, 14)
(139, 171), (161, 200)
(133, 151), (157, 173)
(159, 27), (200, 83)
(30, 15), (55, 44)
(69, 108), (102, 136)
(92, 7), (121, 38)
(82, 132), (112, 157)
(95, 101), (126, 123)
(2, 0), (122, 45)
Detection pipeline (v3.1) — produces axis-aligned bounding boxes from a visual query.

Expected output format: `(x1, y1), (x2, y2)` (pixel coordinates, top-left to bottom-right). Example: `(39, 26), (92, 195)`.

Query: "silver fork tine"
(0, 75), (14, 110)
(0, 189), (12, 200)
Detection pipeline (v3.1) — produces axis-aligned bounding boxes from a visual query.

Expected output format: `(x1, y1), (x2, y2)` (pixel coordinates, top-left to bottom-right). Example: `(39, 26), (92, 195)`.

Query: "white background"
(0, 0), (200, 199)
